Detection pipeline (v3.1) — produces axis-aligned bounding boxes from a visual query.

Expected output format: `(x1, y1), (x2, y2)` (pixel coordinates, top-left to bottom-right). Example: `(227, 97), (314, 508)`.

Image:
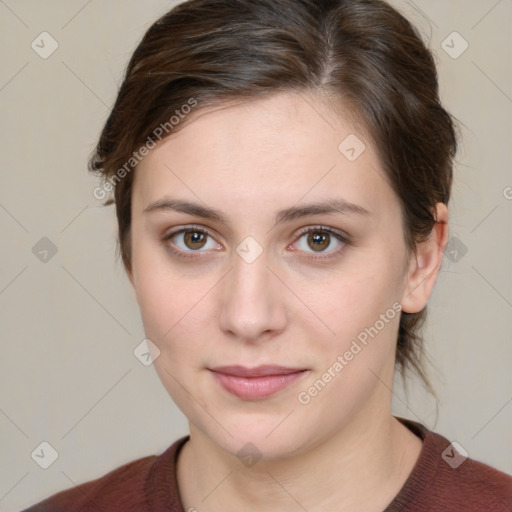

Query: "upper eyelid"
(164, 224), (350, 247)
(295, 225), (349, 239)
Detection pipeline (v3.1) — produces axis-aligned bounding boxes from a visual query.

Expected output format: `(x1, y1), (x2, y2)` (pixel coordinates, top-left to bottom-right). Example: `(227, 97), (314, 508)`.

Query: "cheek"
(317, 264), (399, 336)
(136, 274), (201, 349)
(131, 230), (187, 333)
(308, 256), (404, 384)
(301, 276), (401, 408)
(132, 252), (215, 367)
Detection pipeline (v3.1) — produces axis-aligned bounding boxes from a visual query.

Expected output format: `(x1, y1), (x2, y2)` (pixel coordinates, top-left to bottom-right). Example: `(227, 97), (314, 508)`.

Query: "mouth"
(208, 365), (309, 400)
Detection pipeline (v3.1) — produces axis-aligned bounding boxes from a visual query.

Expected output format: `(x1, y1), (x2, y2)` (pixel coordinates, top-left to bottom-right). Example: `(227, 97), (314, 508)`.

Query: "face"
(129, 91), (416, 460)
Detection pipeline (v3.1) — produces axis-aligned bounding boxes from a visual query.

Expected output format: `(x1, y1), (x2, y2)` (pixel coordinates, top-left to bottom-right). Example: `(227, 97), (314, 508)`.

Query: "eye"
(291, 226), (349, 260)
(162, 225), (221, 260)
(162, 224), (350, 261)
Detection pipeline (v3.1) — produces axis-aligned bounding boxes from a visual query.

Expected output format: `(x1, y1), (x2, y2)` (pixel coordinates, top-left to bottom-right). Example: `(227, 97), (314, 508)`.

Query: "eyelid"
(289, 225), (350, 260)
(162, 224), (351, 260)
(162, 224), (222, 249)
(161, 225), (220, 261)
(163, 224), (214, 240)
(293, 225), (351, 244)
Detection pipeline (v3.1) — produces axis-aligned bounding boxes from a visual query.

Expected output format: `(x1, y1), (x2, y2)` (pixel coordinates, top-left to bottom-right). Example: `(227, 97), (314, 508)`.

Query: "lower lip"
(210, 370), (307, 400)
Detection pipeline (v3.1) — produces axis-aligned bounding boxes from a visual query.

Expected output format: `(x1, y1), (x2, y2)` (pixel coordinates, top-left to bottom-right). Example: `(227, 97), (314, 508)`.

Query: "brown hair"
(89, 0), (458, 391)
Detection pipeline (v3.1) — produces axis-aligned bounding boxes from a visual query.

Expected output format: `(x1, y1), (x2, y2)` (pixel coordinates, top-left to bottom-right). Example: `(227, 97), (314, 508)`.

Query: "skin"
(128, 90), (449, 511)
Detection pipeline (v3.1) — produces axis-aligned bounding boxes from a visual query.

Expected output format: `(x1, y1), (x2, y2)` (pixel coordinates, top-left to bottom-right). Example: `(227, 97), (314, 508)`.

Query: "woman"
(23, 0), (512, 510)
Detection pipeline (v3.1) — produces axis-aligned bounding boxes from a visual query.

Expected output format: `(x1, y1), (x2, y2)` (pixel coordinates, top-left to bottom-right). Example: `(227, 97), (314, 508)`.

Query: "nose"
(217, 247), (288, 343)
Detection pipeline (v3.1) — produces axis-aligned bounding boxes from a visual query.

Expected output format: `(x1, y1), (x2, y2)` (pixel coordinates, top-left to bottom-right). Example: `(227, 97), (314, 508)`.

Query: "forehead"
(133, 91), (394, 218)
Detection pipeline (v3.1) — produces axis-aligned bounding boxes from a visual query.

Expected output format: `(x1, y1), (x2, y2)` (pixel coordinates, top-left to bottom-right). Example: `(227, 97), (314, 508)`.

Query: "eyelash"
(162, 224), (350, 262)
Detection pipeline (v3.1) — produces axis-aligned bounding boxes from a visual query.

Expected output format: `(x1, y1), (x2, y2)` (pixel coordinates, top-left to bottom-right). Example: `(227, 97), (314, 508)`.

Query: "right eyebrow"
(143, 198), (229, 223)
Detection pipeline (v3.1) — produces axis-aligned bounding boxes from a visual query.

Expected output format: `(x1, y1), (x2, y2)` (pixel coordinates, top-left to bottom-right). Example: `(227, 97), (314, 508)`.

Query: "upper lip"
(209, 365), (306, 377)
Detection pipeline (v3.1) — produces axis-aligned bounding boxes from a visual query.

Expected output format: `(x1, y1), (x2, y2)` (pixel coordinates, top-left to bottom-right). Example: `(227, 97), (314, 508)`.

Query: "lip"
(209, 365), (308, 400)
(210, 365), (305, 377)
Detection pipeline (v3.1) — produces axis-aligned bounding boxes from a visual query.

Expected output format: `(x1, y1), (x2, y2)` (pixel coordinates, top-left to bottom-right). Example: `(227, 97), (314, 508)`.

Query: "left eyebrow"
(274, 198), (371, 224)
(143, 197), (371, 229)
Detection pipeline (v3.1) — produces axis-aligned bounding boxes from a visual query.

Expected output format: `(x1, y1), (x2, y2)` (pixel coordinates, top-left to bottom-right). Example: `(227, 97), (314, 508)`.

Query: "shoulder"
(433, 446), (512, 511)
(21, 454), (157, 512)
(393, 418), (512, 512)
(20, 434), (192, 512)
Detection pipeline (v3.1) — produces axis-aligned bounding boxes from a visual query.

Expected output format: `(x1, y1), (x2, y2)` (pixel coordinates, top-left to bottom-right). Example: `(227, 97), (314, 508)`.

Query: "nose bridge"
(218, 241), (286, 340)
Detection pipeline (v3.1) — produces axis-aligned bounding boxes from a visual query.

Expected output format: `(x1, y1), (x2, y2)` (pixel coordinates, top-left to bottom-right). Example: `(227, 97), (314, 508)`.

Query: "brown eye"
(183, 230), (207, 250)
(306, 231), (331, 252)
(163, 226), (221, 259)
(293, 226), (350, 260)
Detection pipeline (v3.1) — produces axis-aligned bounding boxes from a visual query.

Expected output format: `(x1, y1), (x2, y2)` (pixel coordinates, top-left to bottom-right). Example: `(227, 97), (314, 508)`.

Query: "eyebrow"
(143, 197), (371, 226)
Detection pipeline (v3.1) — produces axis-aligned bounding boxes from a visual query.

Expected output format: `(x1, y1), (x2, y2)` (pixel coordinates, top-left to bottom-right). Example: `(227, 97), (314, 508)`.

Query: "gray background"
(0, 1), (511, 510)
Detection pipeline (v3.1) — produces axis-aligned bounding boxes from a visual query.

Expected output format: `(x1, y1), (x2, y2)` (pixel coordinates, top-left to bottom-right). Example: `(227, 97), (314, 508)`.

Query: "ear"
(400, 203), (449, 314)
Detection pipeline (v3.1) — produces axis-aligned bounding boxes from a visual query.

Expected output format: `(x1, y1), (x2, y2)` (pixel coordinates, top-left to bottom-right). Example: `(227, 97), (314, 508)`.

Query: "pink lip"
(209, 365), (308, 400)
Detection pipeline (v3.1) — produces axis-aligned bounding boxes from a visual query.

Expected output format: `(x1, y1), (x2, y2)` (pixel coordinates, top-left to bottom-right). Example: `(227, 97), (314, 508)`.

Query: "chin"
(191, 407), (317, 463)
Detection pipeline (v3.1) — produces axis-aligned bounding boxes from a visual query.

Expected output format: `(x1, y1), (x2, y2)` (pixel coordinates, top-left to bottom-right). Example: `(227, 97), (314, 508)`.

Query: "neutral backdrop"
(0, 1), (511, 510)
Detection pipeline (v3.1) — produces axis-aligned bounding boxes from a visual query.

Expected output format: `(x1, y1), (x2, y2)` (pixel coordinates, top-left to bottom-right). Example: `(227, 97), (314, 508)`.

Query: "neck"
(177, 400), (422, 511)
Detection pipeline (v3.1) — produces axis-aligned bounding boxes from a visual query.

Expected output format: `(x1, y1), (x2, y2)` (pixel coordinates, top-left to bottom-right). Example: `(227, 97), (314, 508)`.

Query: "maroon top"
(22, 418), (512, 512)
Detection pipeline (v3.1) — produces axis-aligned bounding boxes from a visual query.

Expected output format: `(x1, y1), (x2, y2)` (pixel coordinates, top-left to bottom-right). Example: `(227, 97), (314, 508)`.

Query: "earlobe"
(400, 203), (449, 314)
